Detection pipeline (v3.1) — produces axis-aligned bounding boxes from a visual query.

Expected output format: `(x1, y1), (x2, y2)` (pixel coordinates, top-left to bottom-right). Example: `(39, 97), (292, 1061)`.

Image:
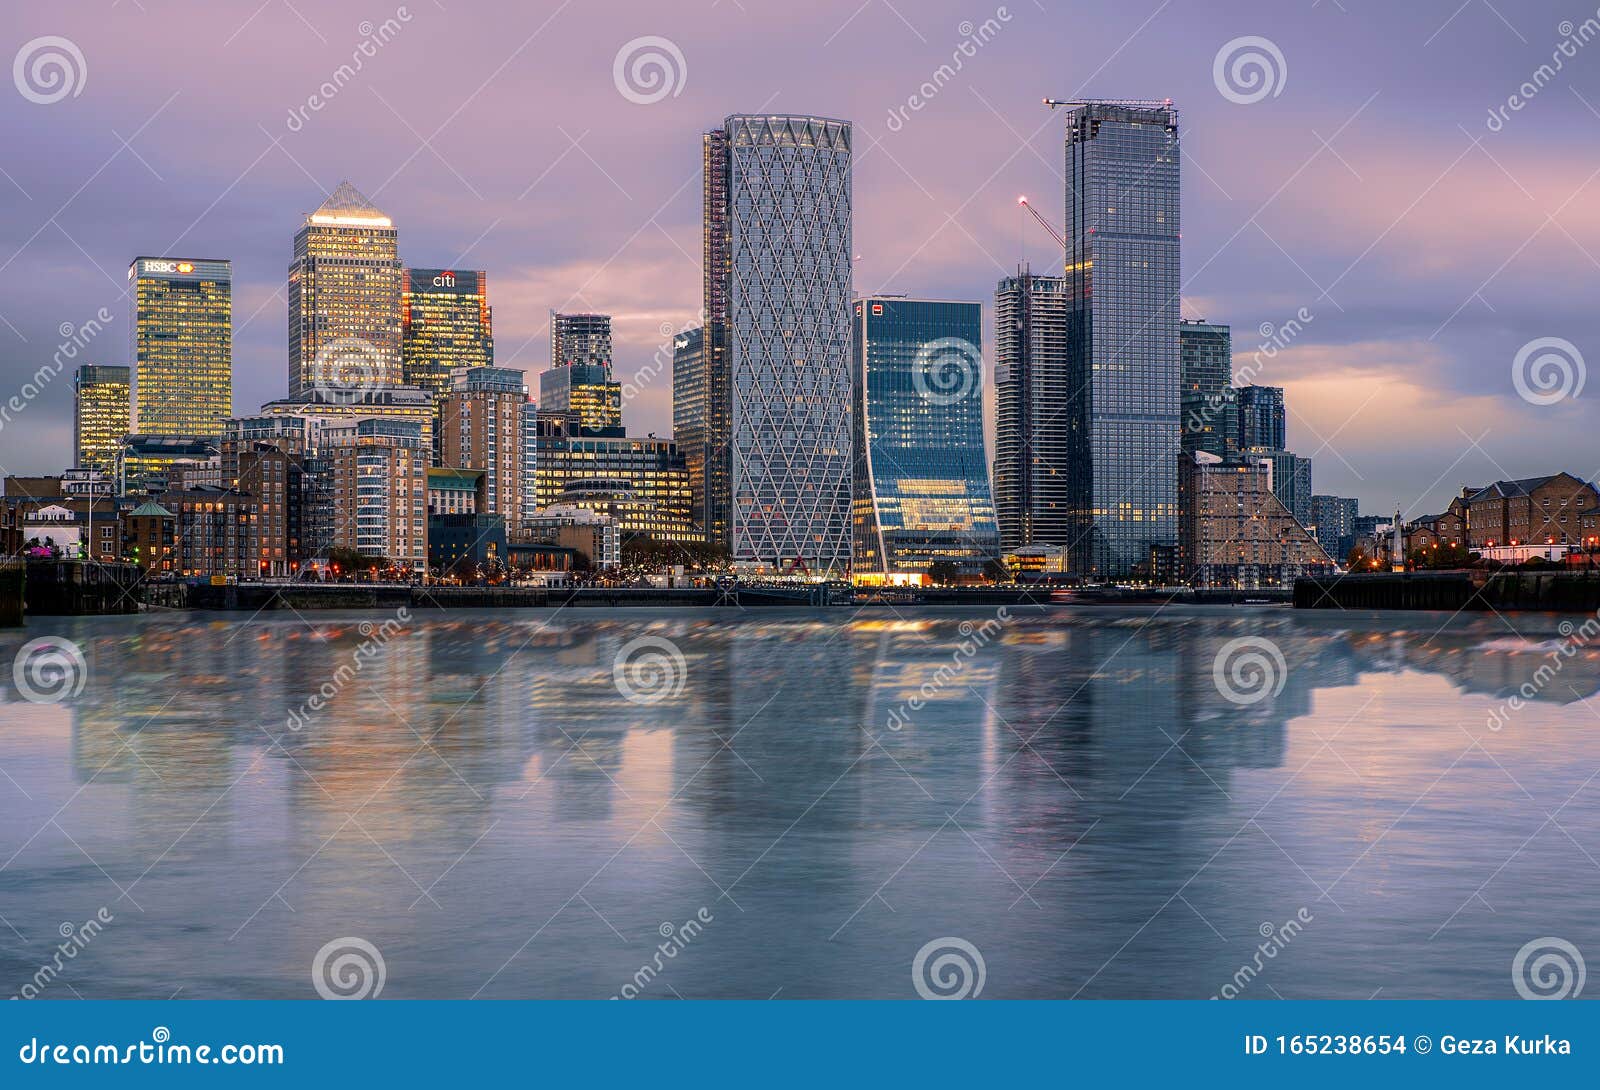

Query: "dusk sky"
(1, 0), (1596, 519)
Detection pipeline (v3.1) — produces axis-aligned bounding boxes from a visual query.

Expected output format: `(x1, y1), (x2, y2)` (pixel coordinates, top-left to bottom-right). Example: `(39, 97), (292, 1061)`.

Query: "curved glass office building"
(702, 114), (853, 574)
(851, 297), (1000, 582)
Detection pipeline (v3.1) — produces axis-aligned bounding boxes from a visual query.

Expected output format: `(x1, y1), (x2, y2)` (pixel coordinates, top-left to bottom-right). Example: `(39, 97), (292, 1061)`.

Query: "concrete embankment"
(23, 561), (144, 616)
(1295, 570), (1600, 612)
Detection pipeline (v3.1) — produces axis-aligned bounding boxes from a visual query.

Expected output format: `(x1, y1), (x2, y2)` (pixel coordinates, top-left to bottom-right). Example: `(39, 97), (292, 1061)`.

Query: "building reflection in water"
(1, 605), (1597, 998)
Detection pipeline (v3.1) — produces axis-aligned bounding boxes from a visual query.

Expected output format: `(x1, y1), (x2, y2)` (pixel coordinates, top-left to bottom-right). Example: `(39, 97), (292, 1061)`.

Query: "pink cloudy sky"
(0, 0), (1595, 518)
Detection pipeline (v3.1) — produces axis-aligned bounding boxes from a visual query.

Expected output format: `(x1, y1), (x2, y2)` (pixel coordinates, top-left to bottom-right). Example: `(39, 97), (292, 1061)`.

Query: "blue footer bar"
(3, 1001), (1591, 1085)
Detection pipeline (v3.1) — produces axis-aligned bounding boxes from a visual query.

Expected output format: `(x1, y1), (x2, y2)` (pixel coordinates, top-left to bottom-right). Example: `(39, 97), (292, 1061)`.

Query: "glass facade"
(538, 362), (621, 433)
(1236, 384), (1286, 451)
(73, 365), (130, 471)
(707, 114), (853, 573)
(1179, 320), (1236, 459)
(852, 298), (999, 580)
(671, 325), (711, 535)
(1063, 101), (1181, 579)
(288, 181), (402, 399)
(401, 268), (492, 405)
(129, 258), (232, 439)
(1244, 446), (1313, 528)
(549, 312), (612, 369)
(534, 412), (693, 539)
(993, 270), (1069, 551)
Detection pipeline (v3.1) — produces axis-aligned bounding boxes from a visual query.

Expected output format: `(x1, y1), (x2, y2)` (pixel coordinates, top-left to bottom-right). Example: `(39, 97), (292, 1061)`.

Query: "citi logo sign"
(432, 271), (456, 288)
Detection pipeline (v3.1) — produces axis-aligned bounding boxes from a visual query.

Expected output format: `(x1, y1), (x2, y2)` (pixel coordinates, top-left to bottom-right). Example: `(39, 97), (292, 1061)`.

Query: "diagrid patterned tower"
(700, 114), (854, 574)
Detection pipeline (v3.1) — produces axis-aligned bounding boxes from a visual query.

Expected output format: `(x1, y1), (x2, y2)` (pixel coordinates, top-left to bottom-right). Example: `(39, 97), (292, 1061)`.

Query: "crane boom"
(1016, 196), (1066, 251)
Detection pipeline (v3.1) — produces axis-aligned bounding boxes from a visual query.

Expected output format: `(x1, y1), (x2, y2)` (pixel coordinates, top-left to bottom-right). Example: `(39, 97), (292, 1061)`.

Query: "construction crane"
(1042, 97), (1174, 110)
(1016, 196), (1065, 251)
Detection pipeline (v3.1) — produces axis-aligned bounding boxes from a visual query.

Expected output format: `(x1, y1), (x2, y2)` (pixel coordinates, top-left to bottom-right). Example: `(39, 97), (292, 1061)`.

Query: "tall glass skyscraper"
(701, 113), (853, 573)
(73, 364), (130, 471)
(994, 268), (1069, 552)
(401, 268), (493, 404)
(543, 312), (620, 431)
(1062, 101), (1181, 579)
(672, 325), (712, 535)
(288, 181), (402, 400)
(129, 257), (233, 438)
(549, 312), (612, 369)
(851, 297), (999, 581)
(1179, 320), (1235, 459)
(1236, 385), (1287, 451)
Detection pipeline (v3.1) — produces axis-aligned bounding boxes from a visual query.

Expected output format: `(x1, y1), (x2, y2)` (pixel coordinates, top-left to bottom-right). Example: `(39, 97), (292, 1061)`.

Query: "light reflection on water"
(0, 606), (1597, 999)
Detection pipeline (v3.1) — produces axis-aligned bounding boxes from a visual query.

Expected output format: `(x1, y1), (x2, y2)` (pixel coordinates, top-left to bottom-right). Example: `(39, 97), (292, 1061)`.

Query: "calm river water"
(1, 605), (1597, 999)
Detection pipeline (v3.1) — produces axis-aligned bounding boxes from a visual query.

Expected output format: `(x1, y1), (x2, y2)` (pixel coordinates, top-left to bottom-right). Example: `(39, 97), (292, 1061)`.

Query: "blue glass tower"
(851, 297), (1000, 581)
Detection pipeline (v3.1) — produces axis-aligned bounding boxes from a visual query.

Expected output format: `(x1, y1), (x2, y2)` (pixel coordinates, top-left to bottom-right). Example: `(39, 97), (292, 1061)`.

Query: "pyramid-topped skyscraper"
(288, 180), (403, 400)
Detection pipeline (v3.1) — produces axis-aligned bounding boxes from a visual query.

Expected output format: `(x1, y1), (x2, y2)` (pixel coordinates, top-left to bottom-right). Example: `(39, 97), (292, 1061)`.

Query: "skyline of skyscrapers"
(129, 257), (233, 439)
(851, 297), (999, 581)
(401, 267), (494, 404)
(1062, 100), (1182, 580)
(288, 181), (403, 400)
(702, 113), (854, 574)
(25, 97), (1374, 583)
(73, 365), (130, 472)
